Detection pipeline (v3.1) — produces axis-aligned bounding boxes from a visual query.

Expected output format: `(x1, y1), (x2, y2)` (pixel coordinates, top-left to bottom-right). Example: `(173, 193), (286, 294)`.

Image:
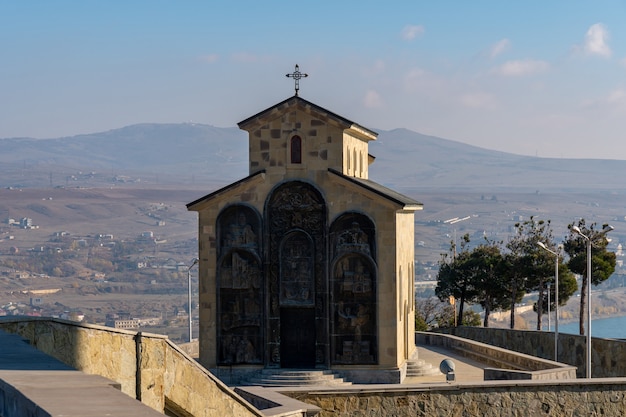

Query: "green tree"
(436, 235), (510, 327)
(415, 297), (451, 331)
(436, 234), (476, 325)
(563, 219), (616, 335)
(461, 310), (482, 327)
(533, 251), (577, 319)
(499, 252), (527, 329)
(415, 313), (429, 332)
(467, 241), (508, 327)
(436, 309), (481, 328)
(507, 217), (562, 330)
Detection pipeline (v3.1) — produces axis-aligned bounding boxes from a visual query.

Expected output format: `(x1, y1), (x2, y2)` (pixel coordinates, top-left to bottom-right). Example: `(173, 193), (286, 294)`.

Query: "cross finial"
(285, 64), (308, 96)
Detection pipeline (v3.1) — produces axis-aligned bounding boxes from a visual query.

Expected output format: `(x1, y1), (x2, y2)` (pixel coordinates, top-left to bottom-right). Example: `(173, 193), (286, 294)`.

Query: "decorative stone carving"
(330, 213), (375, 260)
(279, 231), (314, 306)
(330, 213), (377, 365)
(224, 213), (257, 248)
(267, 182), (327, 366)
(337, 222), (370, 256)
(216, 205), (263, 365)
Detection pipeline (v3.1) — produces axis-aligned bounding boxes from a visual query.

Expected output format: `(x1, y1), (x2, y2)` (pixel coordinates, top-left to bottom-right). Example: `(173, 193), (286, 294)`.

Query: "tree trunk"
(509, 287), (517, 329)
(536, 282), (543, 331)
(458, 290), (466, 326)
(483, 298), (491, 328)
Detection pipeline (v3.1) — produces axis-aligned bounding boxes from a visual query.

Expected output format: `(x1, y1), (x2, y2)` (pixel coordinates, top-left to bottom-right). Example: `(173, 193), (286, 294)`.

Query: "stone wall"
(285, 380), (626, 416)
(417, 332), (577, 380)
(0, 317), (262, 417)
(446, 326), (626, 379)
(6, 319), (626, 417)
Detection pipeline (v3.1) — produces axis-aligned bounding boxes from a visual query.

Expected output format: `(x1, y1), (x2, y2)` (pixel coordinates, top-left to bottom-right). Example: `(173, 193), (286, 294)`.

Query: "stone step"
(246, 369), (352, 387)
(406, 359), (441, 377)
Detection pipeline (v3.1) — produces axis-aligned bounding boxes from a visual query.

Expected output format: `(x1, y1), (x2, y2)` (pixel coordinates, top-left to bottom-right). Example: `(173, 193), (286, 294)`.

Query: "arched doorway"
(266, 181), (327, 368)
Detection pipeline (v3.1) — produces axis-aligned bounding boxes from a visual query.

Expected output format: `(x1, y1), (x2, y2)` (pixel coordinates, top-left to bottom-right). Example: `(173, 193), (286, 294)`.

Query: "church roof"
(186, 168), (422, 212)
(186, 170), (266, 210)
(238, 95), (378, 140)
(328, 168), (423, 210)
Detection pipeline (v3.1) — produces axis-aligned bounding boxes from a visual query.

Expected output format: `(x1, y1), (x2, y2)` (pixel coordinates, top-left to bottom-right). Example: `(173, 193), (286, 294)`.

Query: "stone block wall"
(0, 317), (262, 417)
(446, 326), (626, 378)
(417, 332), (577, 380)
(285, 380), (626, 416)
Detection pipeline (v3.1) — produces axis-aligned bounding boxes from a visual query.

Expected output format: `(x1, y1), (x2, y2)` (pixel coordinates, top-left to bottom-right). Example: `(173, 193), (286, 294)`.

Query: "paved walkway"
(403, 345), (487, 384)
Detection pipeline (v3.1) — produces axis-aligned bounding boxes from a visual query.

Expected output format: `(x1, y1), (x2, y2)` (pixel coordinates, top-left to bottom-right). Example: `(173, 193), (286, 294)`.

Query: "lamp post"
(547, 283), (551, 332)
(537, 241), (559, 361)
(187, 258), (199, 343)
(572, 224), (613, 378)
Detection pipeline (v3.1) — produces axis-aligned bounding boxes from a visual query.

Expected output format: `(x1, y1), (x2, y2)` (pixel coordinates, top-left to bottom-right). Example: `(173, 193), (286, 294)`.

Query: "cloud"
(580, 87), (626, 112)
(489, 39), (510, 58)
(404, 67), (427, 90)
(401, 25), (425, 41)
(231, 52), (261, 63)
(458, 92), (497, 109)
(363, 90), (383, 108)
(363, 60), (386, 77)
(584, 23), (611, 57)
(620, 57), (626, 69)
(199, 54), (219, 63)
(607, 88), (626, 105)
(491, 59), (550, 76)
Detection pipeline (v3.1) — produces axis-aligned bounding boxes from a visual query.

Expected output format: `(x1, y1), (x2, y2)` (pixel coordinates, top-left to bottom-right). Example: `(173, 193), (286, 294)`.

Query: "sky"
(2, 1), (626, 160)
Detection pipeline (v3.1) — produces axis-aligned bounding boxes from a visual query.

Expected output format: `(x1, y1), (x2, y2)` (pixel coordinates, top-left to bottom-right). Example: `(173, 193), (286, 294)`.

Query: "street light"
(547, 283), (551, 332)
(572, 224), (613, 378)
(537, 241), (560, 361)
(187, 258), (199, 343)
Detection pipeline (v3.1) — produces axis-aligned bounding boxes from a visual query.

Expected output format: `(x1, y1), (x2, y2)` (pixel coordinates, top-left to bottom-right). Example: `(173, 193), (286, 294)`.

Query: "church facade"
(187, 94), (422, 383)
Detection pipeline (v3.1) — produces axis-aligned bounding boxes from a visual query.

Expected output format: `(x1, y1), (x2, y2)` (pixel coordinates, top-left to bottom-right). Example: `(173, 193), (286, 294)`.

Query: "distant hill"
(1, 123), (623, 193)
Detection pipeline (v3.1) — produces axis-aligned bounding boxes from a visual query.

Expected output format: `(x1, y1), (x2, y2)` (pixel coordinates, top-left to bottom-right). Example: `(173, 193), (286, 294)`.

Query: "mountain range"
(1, 123), (623, 193)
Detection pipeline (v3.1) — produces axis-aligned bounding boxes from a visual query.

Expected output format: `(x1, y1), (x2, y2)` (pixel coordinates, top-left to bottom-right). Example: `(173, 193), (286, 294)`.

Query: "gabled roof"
(186, 170), (266, 211)
(328, 168), (423, 210)
(238, 95), (378, 141)
(187, 168), (422, 212)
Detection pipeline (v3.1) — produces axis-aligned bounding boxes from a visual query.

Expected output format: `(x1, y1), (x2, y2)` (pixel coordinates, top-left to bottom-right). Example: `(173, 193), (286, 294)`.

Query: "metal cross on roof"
(285, 64), (308, 96)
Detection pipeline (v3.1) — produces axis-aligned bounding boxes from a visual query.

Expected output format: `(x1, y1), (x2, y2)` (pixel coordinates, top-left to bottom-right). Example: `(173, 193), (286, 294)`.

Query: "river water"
(558, 316), (626, 339)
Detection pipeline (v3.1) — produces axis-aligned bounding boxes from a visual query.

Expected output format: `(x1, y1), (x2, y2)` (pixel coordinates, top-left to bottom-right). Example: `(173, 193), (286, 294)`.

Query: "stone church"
(187, 80), (423, 383)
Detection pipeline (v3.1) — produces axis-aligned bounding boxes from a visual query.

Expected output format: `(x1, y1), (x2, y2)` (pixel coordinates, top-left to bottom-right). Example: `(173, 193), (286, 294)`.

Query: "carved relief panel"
(267, 181), (327, 366)
(330, 213), (377, 365)
(279, 231), (315, 306)
(216, 205), (263, 365)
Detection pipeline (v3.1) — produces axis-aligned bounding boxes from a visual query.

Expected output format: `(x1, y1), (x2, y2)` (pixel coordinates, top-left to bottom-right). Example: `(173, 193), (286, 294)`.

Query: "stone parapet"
(0, 317), (263, 417)
(417, 332), (577, 380)
(284, 379), (626, 416)
(445, 326), (626, 378)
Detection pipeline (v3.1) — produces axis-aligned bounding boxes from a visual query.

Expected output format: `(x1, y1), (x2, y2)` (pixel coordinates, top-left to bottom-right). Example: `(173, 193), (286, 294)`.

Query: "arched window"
(290, 135), (302, 164)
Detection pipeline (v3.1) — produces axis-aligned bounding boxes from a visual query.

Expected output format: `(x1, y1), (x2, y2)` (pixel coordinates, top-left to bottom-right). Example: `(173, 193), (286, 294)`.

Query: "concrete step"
(246, 369), (352, 387)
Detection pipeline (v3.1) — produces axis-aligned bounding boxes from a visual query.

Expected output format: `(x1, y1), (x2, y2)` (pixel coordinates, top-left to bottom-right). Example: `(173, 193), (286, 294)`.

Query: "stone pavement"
(403, 345), (487, 384)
